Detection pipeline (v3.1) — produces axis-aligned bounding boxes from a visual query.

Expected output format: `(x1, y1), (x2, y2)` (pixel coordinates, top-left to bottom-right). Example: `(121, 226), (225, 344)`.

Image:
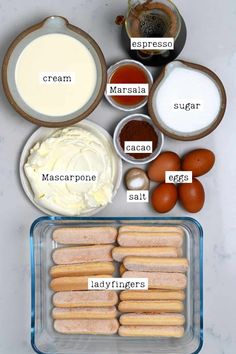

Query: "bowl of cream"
(2, 16), (106, 127)
(148, 60), (227, 140)
(20, 121), (122, 216)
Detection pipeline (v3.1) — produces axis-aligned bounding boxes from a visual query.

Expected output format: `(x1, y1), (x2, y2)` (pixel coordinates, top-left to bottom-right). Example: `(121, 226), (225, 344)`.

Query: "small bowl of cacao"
(113, 113), (164, 164)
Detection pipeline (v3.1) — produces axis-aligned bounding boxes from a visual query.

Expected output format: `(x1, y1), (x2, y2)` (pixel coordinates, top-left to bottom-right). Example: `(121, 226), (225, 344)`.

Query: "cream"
(24, 127), (115, 216)
(15, 33), (97, 116)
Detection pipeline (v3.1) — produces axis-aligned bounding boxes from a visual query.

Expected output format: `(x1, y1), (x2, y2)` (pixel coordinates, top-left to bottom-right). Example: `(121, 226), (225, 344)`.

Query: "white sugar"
(154, 64), (221, 134)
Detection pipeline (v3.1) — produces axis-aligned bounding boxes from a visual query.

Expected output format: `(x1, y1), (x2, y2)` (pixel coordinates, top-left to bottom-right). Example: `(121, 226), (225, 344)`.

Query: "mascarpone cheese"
(24, 127), (115, 215)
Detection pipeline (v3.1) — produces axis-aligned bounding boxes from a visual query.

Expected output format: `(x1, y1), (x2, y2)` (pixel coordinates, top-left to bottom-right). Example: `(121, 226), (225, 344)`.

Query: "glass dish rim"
(30, 216), (203, 354)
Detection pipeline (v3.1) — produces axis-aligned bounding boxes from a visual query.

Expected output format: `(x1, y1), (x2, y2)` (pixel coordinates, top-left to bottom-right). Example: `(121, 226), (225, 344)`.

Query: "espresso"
(128, 1), (178, 39)
(140, 10), (171, 37)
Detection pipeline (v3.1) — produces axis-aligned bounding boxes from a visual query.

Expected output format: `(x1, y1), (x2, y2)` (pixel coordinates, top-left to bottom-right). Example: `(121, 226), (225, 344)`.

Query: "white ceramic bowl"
(20, 120), (122, 216)
(113, 113), (164, 165)
(105, 59), (153, 111)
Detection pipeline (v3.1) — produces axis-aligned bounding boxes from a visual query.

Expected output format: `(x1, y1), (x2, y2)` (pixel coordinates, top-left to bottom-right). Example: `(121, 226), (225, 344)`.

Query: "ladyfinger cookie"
(123, 257), (189, 273)
(119, 226), (184, 235)
(122, 271), (187, 290)
(52, 245), (114, 265)
(52, 306), (117, 320)
(112, 247), (182, 262)
(120, 290), (185, 301)
(53, 227), (117, 245)
(118, 325), (184, 338)
(53, 290), (118, 308)
(50, 275), (111, 292)
(117, 232), (183, 247)
(119, 313), (185, 326)
(54, 319), (119, 335)
(50, 262), (115, 278)
(120, 263), (126, 276)
(118, 300), (183, 313)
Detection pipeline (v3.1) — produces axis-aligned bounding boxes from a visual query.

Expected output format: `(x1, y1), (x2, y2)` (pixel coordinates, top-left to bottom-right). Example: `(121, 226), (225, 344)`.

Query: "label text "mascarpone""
(41, 172), (98, 183)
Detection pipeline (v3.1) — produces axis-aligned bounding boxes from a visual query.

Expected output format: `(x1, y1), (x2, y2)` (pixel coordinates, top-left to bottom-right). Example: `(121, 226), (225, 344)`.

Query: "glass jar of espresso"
(125, 0), (182, 55)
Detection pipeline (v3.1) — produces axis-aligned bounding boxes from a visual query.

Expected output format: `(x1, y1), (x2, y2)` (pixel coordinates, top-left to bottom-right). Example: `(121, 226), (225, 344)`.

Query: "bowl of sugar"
(2, 16), (107, 127)
(148, 60), (227, 140)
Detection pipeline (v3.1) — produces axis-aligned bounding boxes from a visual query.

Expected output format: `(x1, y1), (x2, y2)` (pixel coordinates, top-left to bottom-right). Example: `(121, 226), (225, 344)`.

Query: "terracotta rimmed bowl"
(2, 16), (107, 127)
(148, 60), (227, 141)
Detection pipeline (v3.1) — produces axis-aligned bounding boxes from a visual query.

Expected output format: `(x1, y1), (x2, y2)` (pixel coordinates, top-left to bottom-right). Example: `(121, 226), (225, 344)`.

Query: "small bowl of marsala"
(105, 59), (153, 111)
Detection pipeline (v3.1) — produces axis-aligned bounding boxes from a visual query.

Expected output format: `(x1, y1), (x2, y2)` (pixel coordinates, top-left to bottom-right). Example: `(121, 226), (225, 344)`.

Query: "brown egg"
(148, 152), (181, 182)
(182, 149), (215, 177)
(151, 183), (178, 213)
(178, 178), (205, 213)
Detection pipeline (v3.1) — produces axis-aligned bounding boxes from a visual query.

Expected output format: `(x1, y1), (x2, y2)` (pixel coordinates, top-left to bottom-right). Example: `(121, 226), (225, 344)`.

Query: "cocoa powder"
(119, 119), (158, 159)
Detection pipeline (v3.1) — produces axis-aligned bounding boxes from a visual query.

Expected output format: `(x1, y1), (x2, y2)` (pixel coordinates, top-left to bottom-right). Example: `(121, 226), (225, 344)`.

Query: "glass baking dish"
(30, 216), (203, 354)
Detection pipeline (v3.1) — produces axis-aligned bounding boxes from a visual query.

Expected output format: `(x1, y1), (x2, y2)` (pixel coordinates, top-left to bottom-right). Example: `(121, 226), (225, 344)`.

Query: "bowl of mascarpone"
(20, 121), (122, 216)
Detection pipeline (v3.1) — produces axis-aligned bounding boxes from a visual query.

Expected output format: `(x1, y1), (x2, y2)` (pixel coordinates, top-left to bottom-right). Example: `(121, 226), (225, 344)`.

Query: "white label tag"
(124, 141), (153, 154)
(106, 84), (149, 96)
(172, 99), (204, 111)
(88, 278), (148, 290)
(41, 172), (98, 183)
(127, 190), (149, 203)
(165, 171), (193, 184)
(39, 72), (75, 84)
(131, 37), (174, 50)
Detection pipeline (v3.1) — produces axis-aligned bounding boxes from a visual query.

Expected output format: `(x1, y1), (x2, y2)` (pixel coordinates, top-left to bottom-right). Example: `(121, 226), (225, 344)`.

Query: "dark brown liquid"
(128, 2), (178, 39)
(120, 1), (187, 67)
(139, 10), (171, 38)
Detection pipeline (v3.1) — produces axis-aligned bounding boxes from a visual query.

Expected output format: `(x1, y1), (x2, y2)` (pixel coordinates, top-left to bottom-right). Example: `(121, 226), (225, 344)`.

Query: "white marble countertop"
(0, 0), (235, 353)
